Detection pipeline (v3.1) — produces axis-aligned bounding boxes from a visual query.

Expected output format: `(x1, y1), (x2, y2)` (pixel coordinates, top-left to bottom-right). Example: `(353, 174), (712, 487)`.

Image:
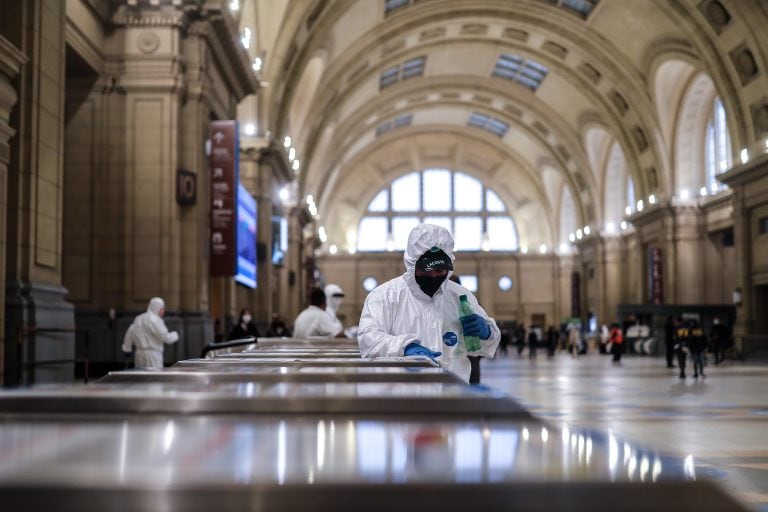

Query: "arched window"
(626, 176), (635, 213)
(604, 142), (627, 224)
(357, 169), (518, 252)
(705, 97), (731, 193)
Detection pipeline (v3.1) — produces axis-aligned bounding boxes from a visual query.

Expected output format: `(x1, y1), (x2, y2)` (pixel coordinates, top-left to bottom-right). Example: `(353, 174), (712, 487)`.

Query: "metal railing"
(200, 337), (257, 358)
(15, 327), (90, 386)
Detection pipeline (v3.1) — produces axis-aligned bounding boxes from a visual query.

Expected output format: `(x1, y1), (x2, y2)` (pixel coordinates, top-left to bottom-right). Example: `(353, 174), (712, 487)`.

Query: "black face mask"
(415, 274), (447, 297)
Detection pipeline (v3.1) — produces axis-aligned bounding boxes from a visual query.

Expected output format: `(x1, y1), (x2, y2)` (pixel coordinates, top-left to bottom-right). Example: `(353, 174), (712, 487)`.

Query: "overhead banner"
(649, 245), (664, 305)
(210, 120), (238, 277)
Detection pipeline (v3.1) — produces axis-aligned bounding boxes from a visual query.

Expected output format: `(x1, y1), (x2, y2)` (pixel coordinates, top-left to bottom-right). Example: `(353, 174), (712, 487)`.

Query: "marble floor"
(482, 351), (768, 511)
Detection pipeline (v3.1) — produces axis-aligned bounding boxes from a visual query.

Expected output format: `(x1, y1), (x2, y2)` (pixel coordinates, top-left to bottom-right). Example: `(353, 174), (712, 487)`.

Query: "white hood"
(403, 224), (455, 297)
(324, 283), (345, 315)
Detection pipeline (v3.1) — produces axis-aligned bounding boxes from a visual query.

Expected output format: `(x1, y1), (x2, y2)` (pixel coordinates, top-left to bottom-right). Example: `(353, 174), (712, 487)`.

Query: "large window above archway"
(705, 97), (731, 193)
(357, 169), (518, 252)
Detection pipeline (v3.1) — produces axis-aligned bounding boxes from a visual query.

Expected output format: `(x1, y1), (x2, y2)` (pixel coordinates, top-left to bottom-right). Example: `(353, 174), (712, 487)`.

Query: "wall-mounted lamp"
(740, 148), (749, 164)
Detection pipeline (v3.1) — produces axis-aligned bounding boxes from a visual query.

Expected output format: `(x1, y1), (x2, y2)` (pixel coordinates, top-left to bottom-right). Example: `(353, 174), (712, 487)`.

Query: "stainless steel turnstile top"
(174, 356), (439, 368)
(0, 415), (682, 484)
(0, 414), (742, 511)
(0, 381), (526, 417)
(213, 351), (362, 359)
(98, 367), (461, 384)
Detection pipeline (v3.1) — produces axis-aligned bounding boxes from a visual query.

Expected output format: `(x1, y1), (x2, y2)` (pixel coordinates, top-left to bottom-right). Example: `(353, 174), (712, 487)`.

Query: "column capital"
(258, 143), (294, 184)
(0, 36), (27, 82)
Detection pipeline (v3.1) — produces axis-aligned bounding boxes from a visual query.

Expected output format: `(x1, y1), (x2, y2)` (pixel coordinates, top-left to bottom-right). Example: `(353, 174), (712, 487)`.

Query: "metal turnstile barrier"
(0, 336), (750, 511)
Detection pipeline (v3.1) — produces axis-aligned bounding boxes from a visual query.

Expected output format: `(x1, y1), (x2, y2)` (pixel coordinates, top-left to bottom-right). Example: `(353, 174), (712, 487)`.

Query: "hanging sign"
(210, 120), (238, 276)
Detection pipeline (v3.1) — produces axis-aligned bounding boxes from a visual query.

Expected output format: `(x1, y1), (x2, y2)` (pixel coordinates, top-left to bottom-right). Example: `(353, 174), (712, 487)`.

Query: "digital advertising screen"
(271, 216), (288, 265)
(234, 182), (257, 288)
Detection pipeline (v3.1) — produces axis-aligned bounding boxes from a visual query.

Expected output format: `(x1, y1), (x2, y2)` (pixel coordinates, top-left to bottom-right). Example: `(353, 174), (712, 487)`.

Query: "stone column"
(672, 205), (705, 304)
(108, 6), (187, 364)
(2, 0), (75, 385)
(252, 148), (275, 324)
(0, 36), (26, 385)
(729, 188), (751, 348)
(601, 236), (623, 324)
(254, 145), (293, 326)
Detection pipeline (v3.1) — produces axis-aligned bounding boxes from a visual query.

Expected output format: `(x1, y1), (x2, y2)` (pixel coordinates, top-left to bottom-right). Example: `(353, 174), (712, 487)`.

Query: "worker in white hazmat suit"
(358, 224), (501, 382)
(324, 283), (346, 336)
(122, 297), (180, 368)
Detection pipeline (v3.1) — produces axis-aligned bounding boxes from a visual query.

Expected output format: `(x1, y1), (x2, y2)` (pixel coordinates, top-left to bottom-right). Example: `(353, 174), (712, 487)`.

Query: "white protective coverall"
(357, 224), (501, 382)
(324, 283), (345, 336)
(121, 298), (179, 368)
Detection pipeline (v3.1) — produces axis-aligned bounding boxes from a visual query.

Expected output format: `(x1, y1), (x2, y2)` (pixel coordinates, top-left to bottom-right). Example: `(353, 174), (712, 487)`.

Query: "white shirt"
(121, 309), (179, 368)
(293, 305), (341, 338)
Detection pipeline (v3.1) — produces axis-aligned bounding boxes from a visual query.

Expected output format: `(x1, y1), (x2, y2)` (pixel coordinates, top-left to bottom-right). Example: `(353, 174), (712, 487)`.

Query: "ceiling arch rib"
(673, 72), (717, 195)
(288, 37), (646, 219)
(305, 92), (592, 234)
(286, 52), (328, 148)
(294, 45), (605, 179)
(276, 5), (680, 198)
(304, 90), (594, 230)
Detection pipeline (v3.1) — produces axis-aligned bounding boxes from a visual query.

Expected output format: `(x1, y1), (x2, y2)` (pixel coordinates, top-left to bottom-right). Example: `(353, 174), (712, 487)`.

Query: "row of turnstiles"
(0, 337), (747, 510)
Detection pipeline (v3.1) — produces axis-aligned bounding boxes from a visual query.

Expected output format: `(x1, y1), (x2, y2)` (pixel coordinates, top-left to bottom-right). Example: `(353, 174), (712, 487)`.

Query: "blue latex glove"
(460, 314), (491, 340)
(404, 342), (442, 361)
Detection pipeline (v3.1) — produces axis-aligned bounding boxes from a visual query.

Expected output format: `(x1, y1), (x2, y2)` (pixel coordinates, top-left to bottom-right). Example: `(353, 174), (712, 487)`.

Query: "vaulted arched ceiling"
(242, 0), (764, 250)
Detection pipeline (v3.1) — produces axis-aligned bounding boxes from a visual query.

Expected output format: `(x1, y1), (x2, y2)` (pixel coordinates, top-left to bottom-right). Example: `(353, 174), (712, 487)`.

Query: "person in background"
(228, 308), (260, 340)
(709, 317), (728, 365)
(609, 322), (623, 364)
(546, 325), (559, 358)
(324, 283), (346, 336)
(664, 315), (676, 368)
(688, 319), (707, 379)
(293, 288), (345, 338)
(528, 327), (538, 360)
(122, 297), (179, 369)
(599, 324), (610, 354)
(673, 317), (689, 379)
(267, 313), (292, 337)
(515, 322), (527, 357)
(357, 224), (500, 383)
(498, 321), (510, 356)
(568, 325), (581, 357)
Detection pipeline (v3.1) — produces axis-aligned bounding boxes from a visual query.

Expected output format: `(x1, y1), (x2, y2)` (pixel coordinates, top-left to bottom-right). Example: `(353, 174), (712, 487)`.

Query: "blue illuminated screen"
(235, 183), (257, 288)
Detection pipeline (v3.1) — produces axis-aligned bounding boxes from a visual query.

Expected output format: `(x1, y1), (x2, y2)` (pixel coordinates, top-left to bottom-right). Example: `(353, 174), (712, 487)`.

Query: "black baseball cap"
(416, 247), (453, 273)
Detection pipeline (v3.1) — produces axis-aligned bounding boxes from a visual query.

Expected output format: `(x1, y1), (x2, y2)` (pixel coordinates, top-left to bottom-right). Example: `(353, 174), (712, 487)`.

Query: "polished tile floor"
(482, 351), (768, 511)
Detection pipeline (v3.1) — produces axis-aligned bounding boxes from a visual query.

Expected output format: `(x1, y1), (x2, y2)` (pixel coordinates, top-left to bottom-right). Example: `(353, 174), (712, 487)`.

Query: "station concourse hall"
(1, 0), (768, 510)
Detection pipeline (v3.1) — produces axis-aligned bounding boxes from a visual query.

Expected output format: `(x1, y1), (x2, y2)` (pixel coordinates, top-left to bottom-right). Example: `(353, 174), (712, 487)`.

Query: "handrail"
(15, 326), (89, 386)
(200, 337), (258, 358)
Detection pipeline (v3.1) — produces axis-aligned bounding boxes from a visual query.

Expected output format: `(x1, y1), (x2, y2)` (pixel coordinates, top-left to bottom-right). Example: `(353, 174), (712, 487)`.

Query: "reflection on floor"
(482, 352), (768, 512)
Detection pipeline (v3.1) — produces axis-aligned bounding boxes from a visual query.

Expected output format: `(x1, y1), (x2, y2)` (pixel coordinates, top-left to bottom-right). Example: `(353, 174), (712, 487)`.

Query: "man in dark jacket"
(673, 317), (689, 379)
(688, 320), (708, 379)
(709, 318), (729, 364)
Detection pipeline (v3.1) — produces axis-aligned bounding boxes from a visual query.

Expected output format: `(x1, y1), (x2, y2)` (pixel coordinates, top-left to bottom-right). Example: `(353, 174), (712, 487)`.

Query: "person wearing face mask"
(323, 283), (346, 336)
(121, 297), (179, 369)
(228, 308), (260, 341)
(358, 224), (501, 382)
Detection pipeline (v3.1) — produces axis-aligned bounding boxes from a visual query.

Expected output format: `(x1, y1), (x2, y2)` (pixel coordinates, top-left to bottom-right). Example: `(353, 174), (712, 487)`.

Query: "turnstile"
(0, 335), (749, 511)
